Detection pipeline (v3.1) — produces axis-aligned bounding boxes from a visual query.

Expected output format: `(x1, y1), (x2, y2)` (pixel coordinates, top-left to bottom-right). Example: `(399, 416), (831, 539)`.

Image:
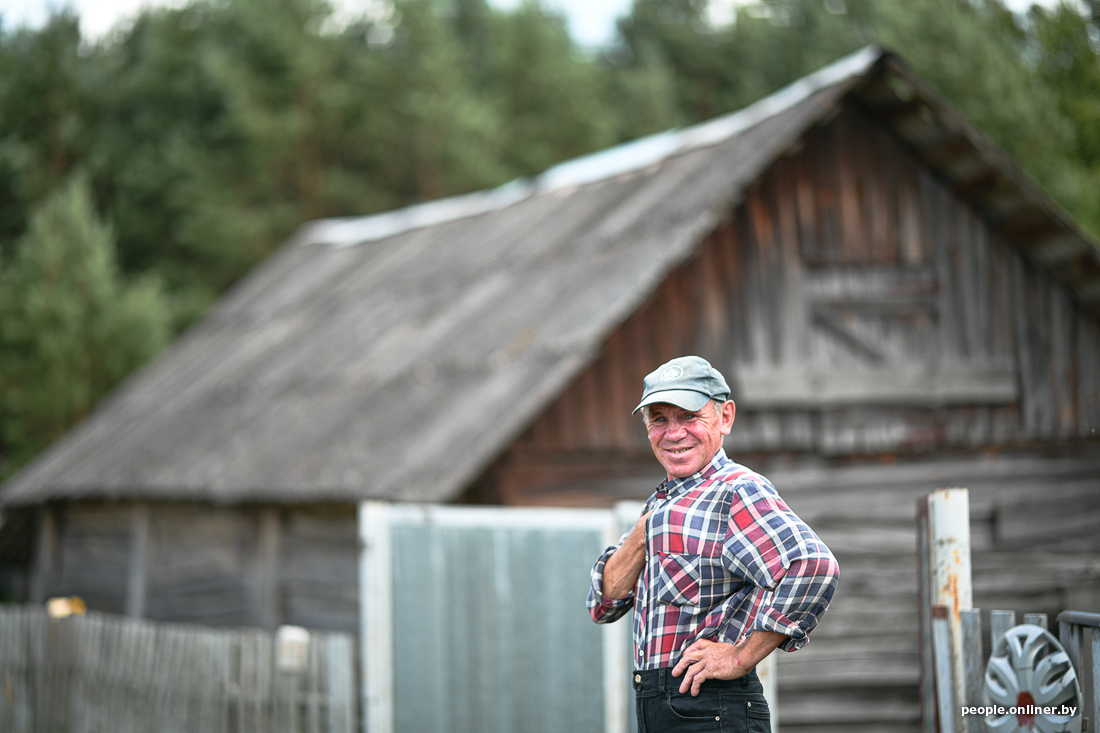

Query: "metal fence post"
(359, 501), (394, 733)
(928, 489), (974, 733)
(932, 604), (956, 733)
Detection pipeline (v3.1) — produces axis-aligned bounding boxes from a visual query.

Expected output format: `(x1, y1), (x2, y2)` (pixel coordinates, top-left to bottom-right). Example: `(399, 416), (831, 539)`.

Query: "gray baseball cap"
(632, 355), (731, 414)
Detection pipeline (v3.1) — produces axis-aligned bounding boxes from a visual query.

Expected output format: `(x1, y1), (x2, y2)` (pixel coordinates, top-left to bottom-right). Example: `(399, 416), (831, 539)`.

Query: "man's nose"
(665, 419), (688, 439)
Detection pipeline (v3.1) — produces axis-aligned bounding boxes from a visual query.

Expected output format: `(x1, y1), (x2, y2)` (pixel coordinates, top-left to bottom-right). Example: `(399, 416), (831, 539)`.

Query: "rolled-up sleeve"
(722, 483), (839, 651)
(587, 534), (635, 624)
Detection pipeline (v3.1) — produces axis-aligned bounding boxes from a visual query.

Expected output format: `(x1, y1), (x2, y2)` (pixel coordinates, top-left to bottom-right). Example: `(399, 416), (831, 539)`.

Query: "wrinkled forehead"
(642, 400), (714, 420)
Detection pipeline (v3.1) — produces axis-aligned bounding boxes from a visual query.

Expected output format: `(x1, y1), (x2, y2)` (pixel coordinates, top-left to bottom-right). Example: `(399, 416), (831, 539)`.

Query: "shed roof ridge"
(303, 44), (883, 249)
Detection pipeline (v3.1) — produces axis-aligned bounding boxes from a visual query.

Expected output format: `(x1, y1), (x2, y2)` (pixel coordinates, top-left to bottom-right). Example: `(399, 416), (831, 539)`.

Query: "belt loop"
(658, 668), (666, 692)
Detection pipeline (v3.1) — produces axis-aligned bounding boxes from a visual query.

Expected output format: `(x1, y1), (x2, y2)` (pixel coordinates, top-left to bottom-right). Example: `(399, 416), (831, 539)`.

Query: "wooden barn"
(2, 46), (1099, 732)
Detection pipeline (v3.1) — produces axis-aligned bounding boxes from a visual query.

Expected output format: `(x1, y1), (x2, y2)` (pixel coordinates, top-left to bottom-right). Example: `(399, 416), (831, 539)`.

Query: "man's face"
(643, 400), (736, 479)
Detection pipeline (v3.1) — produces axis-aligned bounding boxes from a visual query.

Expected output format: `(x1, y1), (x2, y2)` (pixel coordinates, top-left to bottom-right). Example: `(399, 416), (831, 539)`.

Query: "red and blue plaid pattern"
(588, 449), (839, 669)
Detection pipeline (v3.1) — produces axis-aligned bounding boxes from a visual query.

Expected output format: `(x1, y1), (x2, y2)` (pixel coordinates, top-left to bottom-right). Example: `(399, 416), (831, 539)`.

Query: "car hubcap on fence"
(982, 623), (1082, 733)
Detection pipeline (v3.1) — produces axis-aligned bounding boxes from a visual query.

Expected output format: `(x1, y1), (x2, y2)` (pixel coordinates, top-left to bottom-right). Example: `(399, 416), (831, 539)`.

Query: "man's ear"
(719, 400), (736, 436)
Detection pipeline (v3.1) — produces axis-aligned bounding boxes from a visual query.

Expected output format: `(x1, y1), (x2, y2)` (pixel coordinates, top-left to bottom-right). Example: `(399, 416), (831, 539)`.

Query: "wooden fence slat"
(308, 635), (322, 733)
(960, 609), (983, 733)
(1091, 631), (1099, 731)
(989, 609), (1016, 645)
(71, 613), (98, 733)
(325, 635), (356, 733)
(0, 607), (26, 732)
(1, 606), (355, 733)
(239, 629), (269, 733)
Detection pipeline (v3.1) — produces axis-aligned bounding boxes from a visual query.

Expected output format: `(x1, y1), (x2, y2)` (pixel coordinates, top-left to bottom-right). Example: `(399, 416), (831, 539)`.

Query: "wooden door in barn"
(358, 502), (632, 733)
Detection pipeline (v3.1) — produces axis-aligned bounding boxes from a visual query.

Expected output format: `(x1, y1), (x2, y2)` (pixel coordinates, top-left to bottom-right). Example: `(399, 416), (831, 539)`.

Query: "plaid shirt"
(587, 449), (839, 670)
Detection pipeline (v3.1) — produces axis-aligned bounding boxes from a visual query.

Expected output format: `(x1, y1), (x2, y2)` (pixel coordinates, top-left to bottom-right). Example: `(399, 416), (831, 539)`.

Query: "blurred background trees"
(0, 0), (1097, 478)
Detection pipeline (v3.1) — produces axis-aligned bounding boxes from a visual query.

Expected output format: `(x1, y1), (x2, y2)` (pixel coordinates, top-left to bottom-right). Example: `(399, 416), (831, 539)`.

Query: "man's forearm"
(601, 513), (648, 599)
(729, 630), (786, 671)
(672, 630), (787, 696)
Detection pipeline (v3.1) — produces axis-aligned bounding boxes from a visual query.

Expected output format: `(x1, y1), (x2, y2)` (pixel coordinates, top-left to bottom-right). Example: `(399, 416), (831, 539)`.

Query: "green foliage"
(0, 175), (170, 477)
(603, 37), (684, 140)
(367, 0), (508, 201)
(608, 0), (1100, 238)
(482, 2), (619, 174)
(1029, 0), (1100, 231)
(869, 0), (1081, 221)
(0, 12), (93, 253)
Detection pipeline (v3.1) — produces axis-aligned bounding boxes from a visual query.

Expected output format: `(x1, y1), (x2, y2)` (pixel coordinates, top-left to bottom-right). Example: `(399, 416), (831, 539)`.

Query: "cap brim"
(632, 390), (712, 415)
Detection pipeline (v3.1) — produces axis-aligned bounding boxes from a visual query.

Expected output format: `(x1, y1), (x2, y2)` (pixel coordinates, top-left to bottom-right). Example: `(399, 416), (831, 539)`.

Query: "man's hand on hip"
(671, 630), (787, 696)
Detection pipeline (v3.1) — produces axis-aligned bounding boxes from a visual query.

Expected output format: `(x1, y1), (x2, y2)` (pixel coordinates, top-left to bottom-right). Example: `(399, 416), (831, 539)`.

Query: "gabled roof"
(3, 46), (1098, 507)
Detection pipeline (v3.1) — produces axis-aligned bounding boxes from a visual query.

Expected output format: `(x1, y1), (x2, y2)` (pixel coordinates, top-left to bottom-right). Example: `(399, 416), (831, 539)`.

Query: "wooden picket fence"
(0, 605), (358, 733)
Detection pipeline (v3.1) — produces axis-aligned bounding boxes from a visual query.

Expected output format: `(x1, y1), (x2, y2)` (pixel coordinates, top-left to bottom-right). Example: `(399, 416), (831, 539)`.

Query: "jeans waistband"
(631, 666), (760, 694)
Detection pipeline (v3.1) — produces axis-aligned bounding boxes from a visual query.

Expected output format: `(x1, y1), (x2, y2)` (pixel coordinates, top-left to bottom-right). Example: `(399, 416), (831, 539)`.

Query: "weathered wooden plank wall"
(464, 98), (1100, 733)
(0, 607), (357, 733)
(280, 506), (359, 633)
(484, 101), (1098, 505)
(768, 452), (1100, 733)
(31, 502), (358, 633)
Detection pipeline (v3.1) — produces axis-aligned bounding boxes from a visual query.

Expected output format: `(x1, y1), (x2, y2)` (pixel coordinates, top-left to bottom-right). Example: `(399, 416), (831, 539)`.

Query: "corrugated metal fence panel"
(360, 502), (629, 733)
(0, 606), (357, 733)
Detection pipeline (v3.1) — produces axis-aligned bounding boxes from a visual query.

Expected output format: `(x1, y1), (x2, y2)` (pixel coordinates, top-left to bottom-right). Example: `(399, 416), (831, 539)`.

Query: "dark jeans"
(633, 667), (771, 733)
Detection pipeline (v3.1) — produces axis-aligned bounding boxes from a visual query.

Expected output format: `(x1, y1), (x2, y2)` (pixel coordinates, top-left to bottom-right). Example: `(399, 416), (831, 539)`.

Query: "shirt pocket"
(655, 553), (727, 607)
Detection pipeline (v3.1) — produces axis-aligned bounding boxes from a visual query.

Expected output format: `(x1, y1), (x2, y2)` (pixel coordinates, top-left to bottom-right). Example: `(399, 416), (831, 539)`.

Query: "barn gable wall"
(466, 99), (1100, 733)
(483, 101), (1099, 508)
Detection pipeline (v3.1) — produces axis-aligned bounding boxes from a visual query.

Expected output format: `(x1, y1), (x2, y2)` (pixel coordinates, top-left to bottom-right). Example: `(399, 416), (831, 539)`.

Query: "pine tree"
(0, 175), (169, 477)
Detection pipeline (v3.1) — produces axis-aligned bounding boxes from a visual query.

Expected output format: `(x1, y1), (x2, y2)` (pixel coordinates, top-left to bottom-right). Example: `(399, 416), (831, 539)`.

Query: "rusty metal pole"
(929, 488), (974, 733)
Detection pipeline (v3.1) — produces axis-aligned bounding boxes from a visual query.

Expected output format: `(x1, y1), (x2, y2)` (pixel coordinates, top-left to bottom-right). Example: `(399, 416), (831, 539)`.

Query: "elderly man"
(587, 355), (839, 733)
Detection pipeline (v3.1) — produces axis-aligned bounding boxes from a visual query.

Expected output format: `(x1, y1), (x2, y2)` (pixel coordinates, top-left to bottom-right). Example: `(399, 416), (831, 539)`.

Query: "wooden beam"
(125, 502), (150, 619)
(917, 497), (937, 733)
(735, 362), (1018, 408)
(811, 308), (887, 364)
(253, 507), (281, 631)
(28, 505), (57, 603)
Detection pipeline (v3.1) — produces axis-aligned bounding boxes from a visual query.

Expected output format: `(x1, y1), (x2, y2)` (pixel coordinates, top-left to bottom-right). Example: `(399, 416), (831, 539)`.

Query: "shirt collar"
(655, 448), (730, 499)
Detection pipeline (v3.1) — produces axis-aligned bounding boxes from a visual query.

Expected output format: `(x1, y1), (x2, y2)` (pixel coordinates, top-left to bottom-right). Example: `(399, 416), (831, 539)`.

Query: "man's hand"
(671, 631), (786, 696)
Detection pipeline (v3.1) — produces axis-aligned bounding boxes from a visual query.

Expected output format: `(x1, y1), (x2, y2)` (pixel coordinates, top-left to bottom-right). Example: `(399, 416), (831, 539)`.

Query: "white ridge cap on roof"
(304, 177), (535, 247)
(307, 44), (881, 248)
